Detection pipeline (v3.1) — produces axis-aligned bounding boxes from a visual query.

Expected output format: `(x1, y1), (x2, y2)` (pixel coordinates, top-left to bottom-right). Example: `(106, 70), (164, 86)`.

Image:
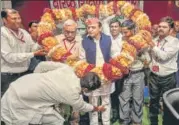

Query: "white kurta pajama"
(80, 38), (115, 125)
(1, 63), (94, 125)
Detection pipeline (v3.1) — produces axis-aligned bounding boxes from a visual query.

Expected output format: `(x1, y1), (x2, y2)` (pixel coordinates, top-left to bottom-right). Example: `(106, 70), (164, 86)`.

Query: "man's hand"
(142, 32), (152, 43)
(93, 105), (106, 112)
(34, 49), (47, 56)
(148, 41), (155, 48)
(97, 105), (106, 112)
(142, 32), (155, 48)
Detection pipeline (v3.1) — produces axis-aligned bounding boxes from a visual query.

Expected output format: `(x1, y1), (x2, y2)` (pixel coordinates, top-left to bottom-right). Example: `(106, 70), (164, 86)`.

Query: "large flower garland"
(37, 1), (152, 83)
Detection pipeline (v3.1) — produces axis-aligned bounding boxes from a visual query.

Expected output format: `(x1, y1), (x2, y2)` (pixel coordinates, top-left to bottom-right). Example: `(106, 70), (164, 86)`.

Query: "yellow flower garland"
(37, 1), (152, 83)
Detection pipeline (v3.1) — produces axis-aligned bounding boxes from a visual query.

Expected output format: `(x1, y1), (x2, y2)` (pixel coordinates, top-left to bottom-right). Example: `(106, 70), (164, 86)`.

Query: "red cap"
(85, 18), (100, 25)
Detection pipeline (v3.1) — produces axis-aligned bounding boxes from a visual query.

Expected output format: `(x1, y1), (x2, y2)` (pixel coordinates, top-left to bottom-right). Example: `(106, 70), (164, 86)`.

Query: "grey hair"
(63, 19), (78, 29)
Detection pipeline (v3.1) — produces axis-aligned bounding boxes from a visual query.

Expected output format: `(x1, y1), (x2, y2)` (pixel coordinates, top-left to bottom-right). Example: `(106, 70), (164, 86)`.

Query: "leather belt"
(129, 69), (144, 74)
(1, 72), (26, 76)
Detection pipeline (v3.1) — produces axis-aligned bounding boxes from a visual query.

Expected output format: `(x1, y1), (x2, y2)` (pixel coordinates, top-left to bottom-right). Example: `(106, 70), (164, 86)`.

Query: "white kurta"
(1, 26), (39, 73)
(1, 63), (93, 125)
(80, 38), (115, 96)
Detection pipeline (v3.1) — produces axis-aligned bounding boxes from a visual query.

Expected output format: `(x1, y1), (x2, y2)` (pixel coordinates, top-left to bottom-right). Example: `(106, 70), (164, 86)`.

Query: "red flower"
(102, 63), (112, 80)
(84, 64), (95, 75)
(95, 4), (100, 18)
(113, 0), (118, 13)
(70, 7), (77, 21)
(109, 59), (129, 75)
(37, 32), (53, 45)
(129, 8), (140, 19)
(143, 26), (152, 33)
(43, 8), (56, 19)
(128, 40), (141, 51)
(58, 52), (72, 62)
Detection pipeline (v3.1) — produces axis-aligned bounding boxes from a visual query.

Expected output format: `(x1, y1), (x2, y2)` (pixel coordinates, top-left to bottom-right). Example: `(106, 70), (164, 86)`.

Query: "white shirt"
(1, 63), (93, 125)
(130, 51), (151, 71)
(1, 26), (39, 73)
(149, 35), (179, 76)
(102, 15), (123, 57)
(111, 34), (123, 58)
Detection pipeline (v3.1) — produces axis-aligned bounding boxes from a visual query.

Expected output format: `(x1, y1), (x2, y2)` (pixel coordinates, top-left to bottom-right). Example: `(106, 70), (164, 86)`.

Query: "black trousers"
(149, 72), (176, 125)
(111, 78), (125, 119)
(28, 56), (46, 73)
(1, 72), (27, 96)
(1, 121), (5, 125)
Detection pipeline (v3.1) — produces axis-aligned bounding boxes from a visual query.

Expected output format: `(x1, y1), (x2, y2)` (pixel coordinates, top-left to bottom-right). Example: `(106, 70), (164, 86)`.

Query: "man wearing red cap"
(80, 17), (114, 125)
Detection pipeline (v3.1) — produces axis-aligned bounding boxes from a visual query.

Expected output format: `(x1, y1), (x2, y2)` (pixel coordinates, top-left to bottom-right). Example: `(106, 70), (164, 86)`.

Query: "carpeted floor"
(64, 105), (163, 125)
(112, 105), (163, 125)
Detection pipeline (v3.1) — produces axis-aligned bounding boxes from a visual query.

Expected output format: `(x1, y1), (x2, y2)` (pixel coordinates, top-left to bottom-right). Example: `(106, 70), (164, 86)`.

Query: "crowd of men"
(1, 8), (179, 125)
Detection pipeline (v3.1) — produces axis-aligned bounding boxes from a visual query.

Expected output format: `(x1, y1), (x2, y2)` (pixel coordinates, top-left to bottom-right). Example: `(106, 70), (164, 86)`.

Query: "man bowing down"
(1, 63), (104, 125)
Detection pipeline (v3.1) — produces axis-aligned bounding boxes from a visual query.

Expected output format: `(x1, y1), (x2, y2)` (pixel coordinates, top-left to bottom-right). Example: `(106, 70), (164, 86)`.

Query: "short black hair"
(109, 17), (121, 27)
(1, 10), (7, 18)
(121, 19), (135, 30)
(28, 20), (38, 28)
(1, 8), (18, 19)
(98, 22), (102, 28)
(80, 72), (101, 91)
(160, 16), (174, 28)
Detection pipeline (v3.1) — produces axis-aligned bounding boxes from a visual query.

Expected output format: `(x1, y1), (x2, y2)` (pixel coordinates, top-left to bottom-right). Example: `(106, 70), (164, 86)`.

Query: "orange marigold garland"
(37, 1), (152, 83)
(128, 30), (151, 50)
(103, 63), (123, 81)
(74, 61), (95, 78)
(91, 67), (108, 82)
(51, 47), (70, 62)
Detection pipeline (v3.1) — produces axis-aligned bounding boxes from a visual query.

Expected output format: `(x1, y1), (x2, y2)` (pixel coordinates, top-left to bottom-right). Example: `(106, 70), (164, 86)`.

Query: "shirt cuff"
(152, 46), (158, 53)
(28, 52), (34, 58)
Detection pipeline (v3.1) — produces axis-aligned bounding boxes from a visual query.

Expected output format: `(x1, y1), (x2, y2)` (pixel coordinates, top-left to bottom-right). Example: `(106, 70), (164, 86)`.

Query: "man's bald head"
(63, 19), (78, 31)
(63, 19), (78, 42)
(1, 9), (19, 19)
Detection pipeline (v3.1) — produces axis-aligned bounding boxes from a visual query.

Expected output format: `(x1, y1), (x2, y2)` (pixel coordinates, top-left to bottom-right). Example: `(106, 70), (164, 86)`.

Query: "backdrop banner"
(50, 0), (144, 11)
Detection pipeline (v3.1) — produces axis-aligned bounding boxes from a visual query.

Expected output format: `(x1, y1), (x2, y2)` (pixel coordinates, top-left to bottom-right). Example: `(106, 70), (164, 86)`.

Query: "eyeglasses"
(64, 30), (76, 35)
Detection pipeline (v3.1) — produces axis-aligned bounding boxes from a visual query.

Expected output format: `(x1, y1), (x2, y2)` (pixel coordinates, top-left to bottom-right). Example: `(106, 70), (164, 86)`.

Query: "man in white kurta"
(80, 18), (114, 125)
(1, 9), (45, 96)
(1, 63), (102, 125)
(102, 14), (129, 123)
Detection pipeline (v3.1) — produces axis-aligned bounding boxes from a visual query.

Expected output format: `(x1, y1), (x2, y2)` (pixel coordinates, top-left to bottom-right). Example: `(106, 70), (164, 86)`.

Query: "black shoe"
(111, 109), (119, 123)
(111, 117), (118, 123)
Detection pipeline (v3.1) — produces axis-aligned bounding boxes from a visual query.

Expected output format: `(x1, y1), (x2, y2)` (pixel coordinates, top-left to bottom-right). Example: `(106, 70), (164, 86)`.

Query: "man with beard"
(146, 16), (179, 125)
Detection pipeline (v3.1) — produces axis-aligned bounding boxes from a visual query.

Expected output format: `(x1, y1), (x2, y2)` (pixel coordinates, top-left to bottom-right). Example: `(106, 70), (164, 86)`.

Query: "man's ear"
(82, 88), (88, 93)
(99, 26), (102, 32)
(169, 27), (173, 33)
(2, 18), (7, 25)
(28, 28), (32, 33)
(131, 29), (136, 35)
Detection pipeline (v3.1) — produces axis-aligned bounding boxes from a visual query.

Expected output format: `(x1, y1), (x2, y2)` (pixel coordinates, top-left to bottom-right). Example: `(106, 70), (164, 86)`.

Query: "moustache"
(158, 30), (164, 33)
